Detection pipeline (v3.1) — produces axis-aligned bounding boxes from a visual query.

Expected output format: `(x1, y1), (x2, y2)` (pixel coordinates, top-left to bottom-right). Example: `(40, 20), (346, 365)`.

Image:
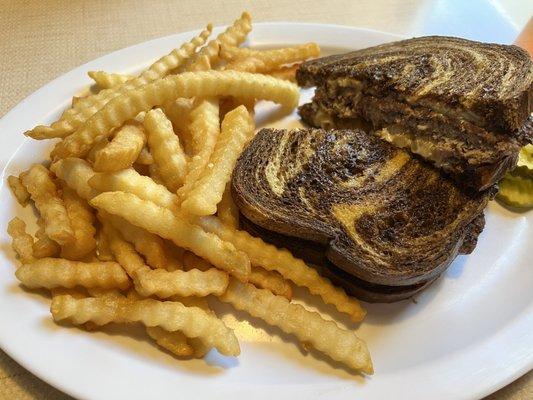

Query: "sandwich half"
(232, 128), (491, 302)
(297, 36), (533, 191)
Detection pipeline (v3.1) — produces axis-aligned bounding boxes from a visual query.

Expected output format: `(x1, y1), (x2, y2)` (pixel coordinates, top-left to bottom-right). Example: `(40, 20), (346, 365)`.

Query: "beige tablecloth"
(0, 1), (531, 399)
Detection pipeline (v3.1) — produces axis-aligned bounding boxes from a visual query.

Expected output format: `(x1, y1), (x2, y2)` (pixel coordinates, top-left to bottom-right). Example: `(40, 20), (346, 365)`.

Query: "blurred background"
(0, 1), (532, 399)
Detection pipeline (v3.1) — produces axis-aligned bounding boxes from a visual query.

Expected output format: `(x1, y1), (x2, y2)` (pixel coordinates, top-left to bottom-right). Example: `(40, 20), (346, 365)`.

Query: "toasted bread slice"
(232, 128), (490, 292)
(296, 36), (533, 190)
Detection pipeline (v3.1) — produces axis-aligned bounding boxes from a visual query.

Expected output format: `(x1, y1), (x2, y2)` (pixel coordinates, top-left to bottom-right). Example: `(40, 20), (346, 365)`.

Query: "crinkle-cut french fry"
(221, 43), (319, 61)
(20, 165), (74, 245)
(181, 106), (254, 216)
(89, 168), (179, 213)
(90, 192), (250, 281)
(160, 98), (194, 153)
(135, 268), (229, 298)
(217, 183), (240, 228)
(86, 137), (110, 164)
(268, 64), (299, 82)
(71, 96), (83, 107)
(248, 266), (293, 300)
(88, 71), (132, 89)
(51, 71), (299, 160)
(51, 287), (97, 331)
(176, 98), (220, 202)
(50, 158), (98, 200)
(184, 12), (251, 71)
(170, 295), (211, 312)
(51, 287), (88, 299)
(136, 147), (154, 165)
(190, 55), (212, 72)
(51, 295), (240, 356)
(220, 279), (372, 374)
(183, 250), (291, 299)
(7, 217), (34, 263)
(104, 213), (178, 270)
(197, 216), (366, 322)
(143, 109), (188, 191)
(168, 295), (214, 355)
(182, 251), (214, 270)
(146, 326), (194, 357)
(33, 218), (61, 258)
(101, 220), (150, 278)
(93, 123), (146, 172)
(148, 164), (165, 185)
(25, 26), (212, 140)
(8, 175), (30, 206)
(60, 187), (96, 260)
(95, 229), (114, 261)
(16, 258), (130, 290)
(219, 96), (255, 118)
(188, 98), (219, 157)
(222, 43), (320, 73)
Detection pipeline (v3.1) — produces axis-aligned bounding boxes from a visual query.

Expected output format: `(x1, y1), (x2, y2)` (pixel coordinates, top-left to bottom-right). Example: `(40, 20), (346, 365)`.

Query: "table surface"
(0, 1), (531, 399)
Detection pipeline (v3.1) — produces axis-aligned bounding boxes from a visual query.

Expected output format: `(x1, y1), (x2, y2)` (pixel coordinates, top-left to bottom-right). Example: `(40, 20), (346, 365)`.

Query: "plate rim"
(0, 21), (531, 400)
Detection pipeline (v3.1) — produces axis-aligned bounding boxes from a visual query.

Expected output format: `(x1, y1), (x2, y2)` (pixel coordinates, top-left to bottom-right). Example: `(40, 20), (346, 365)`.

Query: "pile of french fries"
(7, 12), (373, 374)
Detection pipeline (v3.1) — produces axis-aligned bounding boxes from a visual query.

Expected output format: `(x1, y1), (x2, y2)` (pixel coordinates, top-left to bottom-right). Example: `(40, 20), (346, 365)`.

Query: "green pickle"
(513, 143), (533, 179)
(497, 144), (533, 209)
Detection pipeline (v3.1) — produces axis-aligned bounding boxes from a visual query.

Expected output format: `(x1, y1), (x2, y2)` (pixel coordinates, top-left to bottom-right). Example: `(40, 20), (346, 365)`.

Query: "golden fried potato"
(60, 187), (96, 260)
(86, 137), (110, 164)
(217, 183), (240, 228)
(248, 267), (292, 300)
(102, 220), (150, 278)
(7, 217), (34, 263)
(89, 168), (179, 213)
(20, 165), (74, 245)
(184, 12), (251, 71)
(33, 218), (61, 258)
(268, 64), (299, 82)
(181, 106), (253, 216)
(51, 295), (240, 356)
(177, 98), (220, 201)
(51, 71), (299, 160)
(104, 212), (178, 270)
(90, 192), (250, 281)
(160, 98), (194, 153)
(93, 123), (146, 172)
(135, 268), (229, 298)
(197, 217), (366, 322)
(95, 229), (114, 261)
(136, 147), (154, 165)
(146, 327), (194, 357)
(183, 250), (291, 299)
(16, 258), (130, 290)
(222, 43), (319, 73)
(25, 26), (212, 140)
(88, 71), (132, 89)
(220, 279), (372, 373)
(7, 175), (30, 206)
(50, 158), (98, 200)
(143, 109), (188, 191)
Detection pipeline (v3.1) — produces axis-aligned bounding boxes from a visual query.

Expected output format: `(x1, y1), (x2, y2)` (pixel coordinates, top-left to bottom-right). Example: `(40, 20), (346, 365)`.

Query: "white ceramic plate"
(0, 22), (531, 400)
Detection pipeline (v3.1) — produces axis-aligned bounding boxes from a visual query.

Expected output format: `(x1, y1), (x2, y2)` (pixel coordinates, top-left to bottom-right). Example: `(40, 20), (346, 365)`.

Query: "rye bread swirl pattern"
(232, 128), (490, 286)
(296, 36), (533, 135)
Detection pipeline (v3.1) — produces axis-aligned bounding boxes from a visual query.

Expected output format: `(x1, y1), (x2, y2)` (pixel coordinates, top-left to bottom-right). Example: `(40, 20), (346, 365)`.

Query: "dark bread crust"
(240, 212), (485, 302)
(240, 214), (438, 302)
(232, 128), (489, 288)
(296, 36), (533, 134)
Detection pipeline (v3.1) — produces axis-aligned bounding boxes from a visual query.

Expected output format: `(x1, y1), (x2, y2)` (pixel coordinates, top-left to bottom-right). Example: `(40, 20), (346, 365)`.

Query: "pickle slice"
(513, 144), (533, 179)
(497, 173), (533, 209)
